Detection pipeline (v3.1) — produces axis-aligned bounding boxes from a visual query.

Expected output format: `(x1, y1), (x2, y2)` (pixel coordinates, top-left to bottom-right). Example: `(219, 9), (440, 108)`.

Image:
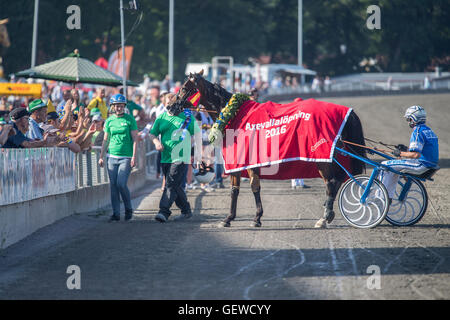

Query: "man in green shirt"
(149, 103), (202, 223)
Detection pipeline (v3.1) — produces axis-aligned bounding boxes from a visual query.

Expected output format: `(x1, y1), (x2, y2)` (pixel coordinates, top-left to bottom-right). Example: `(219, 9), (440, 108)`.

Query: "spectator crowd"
(0, 75), (228, 192)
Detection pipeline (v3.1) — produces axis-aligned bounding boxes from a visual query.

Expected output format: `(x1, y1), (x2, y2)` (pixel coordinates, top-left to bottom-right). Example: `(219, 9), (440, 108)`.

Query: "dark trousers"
(159, 162), (191, 217)
(156, 151), (162, 174)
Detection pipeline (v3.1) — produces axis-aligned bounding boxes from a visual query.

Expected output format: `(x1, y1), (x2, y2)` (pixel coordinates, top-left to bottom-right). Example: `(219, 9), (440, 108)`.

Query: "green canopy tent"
(15, 50), (138, 87)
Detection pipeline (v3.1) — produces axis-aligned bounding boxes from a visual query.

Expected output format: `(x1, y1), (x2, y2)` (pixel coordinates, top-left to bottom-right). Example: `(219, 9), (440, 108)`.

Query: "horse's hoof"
(314, 218), (327, 229)
(252, 221), (262, 228)
(326, 211), (335, 224)
(218, 221), (231, 228)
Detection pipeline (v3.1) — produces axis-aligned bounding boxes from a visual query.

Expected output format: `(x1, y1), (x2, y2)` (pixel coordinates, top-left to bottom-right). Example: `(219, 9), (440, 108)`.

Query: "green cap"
(28, 99), (47, 113)
(90, 107), (101, 116)
(0, 117), (6, 125)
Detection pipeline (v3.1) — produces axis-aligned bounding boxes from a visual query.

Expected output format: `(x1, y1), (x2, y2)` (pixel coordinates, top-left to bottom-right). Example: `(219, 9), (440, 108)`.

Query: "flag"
(95, 57), (108, 70)
(107, 46), (134, 78)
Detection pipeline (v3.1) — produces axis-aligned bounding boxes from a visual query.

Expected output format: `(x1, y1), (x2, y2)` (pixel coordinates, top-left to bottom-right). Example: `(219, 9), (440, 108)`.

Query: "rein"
(340, 139), (392, 157)
(186, 107), (218, 114)
(364, 137), (396, 150)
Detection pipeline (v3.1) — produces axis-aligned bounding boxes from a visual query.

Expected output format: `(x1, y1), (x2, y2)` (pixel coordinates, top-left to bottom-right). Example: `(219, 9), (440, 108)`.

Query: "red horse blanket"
(221, 98), (352, 179)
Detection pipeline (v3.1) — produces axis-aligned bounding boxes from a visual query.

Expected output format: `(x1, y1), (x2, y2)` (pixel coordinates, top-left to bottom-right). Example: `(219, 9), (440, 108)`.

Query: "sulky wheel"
(385, 177), (428, 226)
(338, 175), (389, 229)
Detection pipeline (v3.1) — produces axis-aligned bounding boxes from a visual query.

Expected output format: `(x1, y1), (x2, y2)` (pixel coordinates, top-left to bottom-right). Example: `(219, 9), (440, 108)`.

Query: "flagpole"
(120, 0), (127, 99)
(31, 0), (39, 68)
(298, 0), (305, 85)
(169, 0), (174, 82)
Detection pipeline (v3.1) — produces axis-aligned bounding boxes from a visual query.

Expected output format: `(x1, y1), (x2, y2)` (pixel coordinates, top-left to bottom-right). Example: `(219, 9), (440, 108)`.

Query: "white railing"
(0, 148), (76, 206)
(0, 140), (158, 206)
(259, 79), (450, 100)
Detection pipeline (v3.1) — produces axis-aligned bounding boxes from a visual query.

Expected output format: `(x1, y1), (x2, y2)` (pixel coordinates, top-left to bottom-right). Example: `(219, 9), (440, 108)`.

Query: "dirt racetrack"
(0, 93), (449, 300)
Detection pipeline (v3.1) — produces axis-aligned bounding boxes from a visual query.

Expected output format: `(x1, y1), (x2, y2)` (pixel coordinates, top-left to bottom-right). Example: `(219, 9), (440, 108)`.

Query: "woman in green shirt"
(99, 94), (139, 222)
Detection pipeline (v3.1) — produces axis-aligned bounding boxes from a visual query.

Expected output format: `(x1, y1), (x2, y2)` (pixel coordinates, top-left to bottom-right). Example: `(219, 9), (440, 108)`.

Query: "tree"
(2, 0), (449, 82)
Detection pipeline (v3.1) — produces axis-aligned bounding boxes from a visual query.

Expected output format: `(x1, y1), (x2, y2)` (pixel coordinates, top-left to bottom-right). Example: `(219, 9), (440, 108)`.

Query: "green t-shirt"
(104, 113), (138, 158)
(126, 100), (143, 116)
(150, 112), (200, 163)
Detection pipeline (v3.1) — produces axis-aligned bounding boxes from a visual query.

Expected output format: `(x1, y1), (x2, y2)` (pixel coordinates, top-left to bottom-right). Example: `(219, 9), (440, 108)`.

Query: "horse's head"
(168, 70), (233, 120)
(164, 75), (197, 116)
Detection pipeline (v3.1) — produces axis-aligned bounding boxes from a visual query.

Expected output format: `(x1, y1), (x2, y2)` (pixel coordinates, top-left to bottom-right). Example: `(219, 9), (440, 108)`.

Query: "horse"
(170, 70), (367, 228)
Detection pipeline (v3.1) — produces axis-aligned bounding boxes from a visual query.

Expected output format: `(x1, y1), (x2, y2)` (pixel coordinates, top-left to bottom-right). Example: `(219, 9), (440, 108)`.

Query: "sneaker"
(125, 210), (133, 221)
(210, 182), (219, 189)
(211, 182), (225, 189)
(155, 213), (168, 223)
(201, 185), (214, 192)
(109, 215), (120, 222)
(174, 212), (193, 221)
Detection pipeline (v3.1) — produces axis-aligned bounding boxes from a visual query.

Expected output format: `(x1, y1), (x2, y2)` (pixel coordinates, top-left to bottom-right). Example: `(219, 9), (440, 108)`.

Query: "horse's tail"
(343, 110), (366, 175)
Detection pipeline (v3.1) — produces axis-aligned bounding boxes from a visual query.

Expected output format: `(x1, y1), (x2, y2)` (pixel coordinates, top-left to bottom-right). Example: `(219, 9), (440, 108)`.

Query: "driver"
(380, 105), (439, 202)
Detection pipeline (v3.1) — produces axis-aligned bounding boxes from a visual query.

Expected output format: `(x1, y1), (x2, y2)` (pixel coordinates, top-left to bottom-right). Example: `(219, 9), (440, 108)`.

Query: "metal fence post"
(78, 152), (84, 188)
(95, 151), (101, 185)
(86, 151), (93, 187)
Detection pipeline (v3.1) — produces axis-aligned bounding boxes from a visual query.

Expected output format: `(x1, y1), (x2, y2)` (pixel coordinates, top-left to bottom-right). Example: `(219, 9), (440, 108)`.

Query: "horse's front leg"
(248, 168), (263, 227)
(218, 172), (241, 227)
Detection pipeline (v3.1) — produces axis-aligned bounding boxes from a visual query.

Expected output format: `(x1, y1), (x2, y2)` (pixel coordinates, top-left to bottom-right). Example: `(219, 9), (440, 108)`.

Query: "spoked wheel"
(338, 175), (389, 229)
(385, 177), (428, 226)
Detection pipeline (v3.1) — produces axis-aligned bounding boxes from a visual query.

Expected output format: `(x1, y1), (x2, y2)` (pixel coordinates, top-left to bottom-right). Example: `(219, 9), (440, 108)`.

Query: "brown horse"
(171, 70), (366, 228)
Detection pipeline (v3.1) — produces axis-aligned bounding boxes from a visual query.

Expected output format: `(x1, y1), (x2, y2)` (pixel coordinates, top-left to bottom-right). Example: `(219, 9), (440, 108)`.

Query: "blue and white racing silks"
(380, 124), (439, 198)
(409, 124), (439, 168)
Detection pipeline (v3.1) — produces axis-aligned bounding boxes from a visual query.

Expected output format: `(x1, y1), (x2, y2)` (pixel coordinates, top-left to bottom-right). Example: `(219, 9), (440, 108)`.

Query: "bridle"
(177, 75), (219, 114)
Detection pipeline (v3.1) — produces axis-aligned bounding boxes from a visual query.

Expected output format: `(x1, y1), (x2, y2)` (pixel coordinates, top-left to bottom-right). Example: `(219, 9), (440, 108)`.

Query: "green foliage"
(2, 0), (449, 82)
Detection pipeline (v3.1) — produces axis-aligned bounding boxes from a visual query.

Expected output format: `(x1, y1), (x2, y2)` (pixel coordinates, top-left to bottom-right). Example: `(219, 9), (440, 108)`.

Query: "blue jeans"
(215, 163), (223, 183)
(107, 157), (132, 217)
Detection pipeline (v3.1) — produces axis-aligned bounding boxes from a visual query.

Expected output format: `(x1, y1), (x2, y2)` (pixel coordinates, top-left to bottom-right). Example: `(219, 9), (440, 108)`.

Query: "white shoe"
(201, 185), (214, 192)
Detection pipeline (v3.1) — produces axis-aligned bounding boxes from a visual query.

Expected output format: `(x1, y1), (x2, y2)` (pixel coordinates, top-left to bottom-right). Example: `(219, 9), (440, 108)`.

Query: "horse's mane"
(194, 75), (233, 119)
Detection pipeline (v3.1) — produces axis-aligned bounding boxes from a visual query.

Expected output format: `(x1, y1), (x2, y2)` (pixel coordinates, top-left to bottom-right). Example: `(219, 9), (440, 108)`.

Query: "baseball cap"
(40, 124), (60, 134)
(9, 107), (30, 121)
(0, 117), (6, 125)
(28, 99), (47, 113)
(92, 114), (103, 122)
(90, 107), (101, 117)
(47, 111), (59, 121)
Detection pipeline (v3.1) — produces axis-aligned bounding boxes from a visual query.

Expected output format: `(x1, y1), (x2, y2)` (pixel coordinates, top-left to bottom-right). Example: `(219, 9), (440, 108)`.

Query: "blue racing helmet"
(404, 105), (426, 127)
(109, 93), (127, 106)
